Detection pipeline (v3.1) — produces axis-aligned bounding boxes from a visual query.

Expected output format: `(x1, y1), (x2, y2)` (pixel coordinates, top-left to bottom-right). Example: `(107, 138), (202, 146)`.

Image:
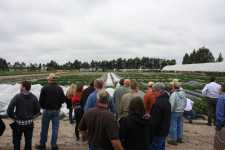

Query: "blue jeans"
(169, 112), (183, 141)
(151, 137), (165, 150)
(40, 110), (60, 146)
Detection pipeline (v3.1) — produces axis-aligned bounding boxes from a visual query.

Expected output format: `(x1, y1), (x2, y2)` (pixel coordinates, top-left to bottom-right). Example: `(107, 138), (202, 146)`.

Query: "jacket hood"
(129, 113), (151, 126)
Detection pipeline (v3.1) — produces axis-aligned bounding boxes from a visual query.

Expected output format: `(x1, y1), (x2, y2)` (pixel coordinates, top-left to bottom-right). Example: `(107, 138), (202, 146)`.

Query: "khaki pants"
(214, 128), (225, 150)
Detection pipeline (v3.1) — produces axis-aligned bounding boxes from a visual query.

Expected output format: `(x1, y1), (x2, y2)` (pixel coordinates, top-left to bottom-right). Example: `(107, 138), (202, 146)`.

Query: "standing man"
(79, 90), (124, 150)
(113, 79), (130, 115)
(202, 77), (221, 126)
(7, 81), (40, 150)
(168, 82), (187, 145)
(118, 79), (143, 120)
(36, 73), (66, 150)
(151, 83), (171, 150)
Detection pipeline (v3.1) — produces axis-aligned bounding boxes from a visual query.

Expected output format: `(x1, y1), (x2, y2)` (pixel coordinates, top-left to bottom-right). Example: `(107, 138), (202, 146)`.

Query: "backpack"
(0, 118), (5, 136)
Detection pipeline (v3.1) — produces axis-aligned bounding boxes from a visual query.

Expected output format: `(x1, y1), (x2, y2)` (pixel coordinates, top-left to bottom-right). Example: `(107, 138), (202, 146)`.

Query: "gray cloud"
(0, 0), (225, 64)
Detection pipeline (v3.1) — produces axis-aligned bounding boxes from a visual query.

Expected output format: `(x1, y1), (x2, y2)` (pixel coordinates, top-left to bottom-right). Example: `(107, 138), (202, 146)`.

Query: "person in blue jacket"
(214, 83), (225, 150)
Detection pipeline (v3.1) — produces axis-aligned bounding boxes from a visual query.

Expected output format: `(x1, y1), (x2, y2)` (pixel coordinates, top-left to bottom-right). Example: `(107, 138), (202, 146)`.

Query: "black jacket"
(39, 83), (66, 110)
(151, 92), (171, 137)
(119, 113), (152, 150)
(80, 86), (95, 110)
(7, 92), (40, 120)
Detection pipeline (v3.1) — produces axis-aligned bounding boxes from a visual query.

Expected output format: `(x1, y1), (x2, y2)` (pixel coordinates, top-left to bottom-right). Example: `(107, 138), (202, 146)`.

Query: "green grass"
(31, 72), (102, 86)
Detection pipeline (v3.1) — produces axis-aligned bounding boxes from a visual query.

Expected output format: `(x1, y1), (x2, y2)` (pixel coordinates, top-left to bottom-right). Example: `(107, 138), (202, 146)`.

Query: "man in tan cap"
(36, 73), (66, 150)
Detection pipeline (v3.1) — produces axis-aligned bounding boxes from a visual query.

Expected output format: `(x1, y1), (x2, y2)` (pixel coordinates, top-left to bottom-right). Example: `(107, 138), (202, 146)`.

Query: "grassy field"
(31, 72), (103, 86)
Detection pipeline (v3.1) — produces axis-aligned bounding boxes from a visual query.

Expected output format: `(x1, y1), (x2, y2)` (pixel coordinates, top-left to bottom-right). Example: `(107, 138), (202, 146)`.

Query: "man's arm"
(84, 94), (94, 112)
(33, 96), (41, 119)
(202, 85), (208, 97)
(39, 87), (46, 109)
(111, 140), (124, 150)
(169, 93), (176, 112)
(7, 96), (17, 119)
(151, 103), (161, 128)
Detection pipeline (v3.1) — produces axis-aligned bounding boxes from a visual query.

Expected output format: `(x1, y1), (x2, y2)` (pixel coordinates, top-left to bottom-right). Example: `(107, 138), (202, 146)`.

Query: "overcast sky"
(0, 0), (225, 64)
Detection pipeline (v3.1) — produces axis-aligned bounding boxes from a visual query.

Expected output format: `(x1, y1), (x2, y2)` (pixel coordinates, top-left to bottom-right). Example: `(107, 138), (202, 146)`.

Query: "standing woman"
(71, 83), (83, 141)
(119, 96), (152, 150)
(66, 84), (77, 124)
(214, 84), (225, 150)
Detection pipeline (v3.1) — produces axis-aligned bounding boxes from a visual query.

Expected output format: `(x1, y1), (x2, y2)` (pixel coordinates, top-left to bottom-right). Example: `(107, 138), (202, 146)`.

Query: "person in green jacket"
(168, 80), (187, 145)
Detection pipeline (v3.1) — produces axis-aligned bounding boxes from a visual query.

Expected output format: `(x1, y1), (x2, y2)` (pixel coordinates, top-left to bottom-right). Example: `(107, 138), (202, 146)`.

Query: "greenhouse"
(162, 62), (225, 72)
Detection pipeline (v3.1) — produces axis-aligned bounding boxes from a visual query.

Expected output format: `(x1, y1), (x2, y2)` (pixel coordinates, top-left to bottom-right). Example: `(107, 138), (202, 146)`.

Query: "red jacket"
(71, 95), (81, 105)
(144, 89), (156, 113)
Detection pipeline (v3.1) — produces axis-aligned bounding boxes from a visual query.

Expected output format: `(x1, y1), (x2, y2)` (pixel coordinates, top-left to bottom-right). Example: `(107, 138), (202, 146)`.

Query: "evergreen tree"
(182, 53), (190, 64)
(217, 52), (223, 62)
(0, 58), (8, 71)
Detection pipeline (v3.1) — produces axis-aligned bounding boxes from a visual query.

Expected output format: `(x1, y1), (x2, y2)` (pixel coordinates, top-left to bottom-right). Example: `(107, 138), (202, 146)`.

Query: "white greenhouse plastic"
(162, 62), (225, 72)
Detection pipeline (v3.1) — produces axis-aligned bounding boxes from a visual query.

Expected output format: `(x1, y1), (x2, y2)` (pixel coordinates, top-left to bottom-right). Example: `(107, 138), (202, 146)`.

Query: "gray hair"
(97, 90), (109, 104)
(153, 82), (165, 93)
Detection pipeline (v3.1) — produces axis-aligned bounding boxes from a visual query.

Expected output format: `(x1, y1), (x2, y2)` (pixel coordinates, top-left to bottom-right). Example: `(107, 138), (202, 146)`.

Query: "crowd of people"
(0, 73), (225, 150)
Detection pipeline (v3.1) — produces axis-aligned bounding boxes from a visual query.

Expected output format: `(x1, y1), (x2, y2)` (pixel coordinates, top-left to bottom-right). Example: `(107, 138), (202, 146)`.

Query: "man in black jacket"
(36, 73), (66, 150)
(80, 80), (95, 110)
(7, 81), (40, 150)
(151, 82), (171, 150)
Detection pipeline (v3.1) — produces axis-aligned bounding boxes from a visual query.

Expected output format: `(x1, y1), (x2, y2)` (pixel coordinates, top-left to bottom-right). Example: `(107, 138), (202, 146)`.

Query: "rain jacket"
(169, 89), (187, 113)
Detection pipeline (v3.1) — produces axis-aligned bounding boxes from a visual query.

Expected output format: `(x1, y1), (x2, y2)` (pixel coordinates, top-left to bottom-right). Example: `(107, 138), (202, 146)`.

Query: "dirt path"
(0, 118), (214, 150)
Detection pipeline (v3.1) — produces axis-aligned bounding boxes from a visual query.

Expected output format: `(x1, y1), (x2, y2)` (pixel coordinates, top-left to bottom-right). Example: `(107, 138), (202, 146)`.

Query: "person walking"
(151, 83), (171, 150)
(168, 81), (187, 145)
(202, 77), (221, 126)
(79, 90), (124, 150)
(214, 83), (225, 150)
(119, 96), (152, 150)
(35, 73), (66, 150)
(66, 84), (76, 124)
(7, 81), (40, 150)
(71, 83), (83, 141)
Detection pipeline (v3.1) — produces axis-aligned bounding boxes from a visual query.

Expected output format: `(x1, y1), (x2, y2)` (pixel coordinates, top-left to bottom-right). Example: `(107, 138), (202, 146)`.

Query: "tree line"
(182, 47), (223, 64)
(0, 57), (176, 71)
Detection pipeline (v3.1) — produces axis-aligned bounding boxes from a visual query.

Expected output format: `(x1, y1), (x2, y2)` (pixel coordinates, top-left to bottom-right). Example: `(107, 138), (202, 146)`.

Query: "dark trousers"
(151, 136), (165, 150)
(69, 107), (74, 123)
(74, 106), (83, 140)
(11, 123), (33, 150)
(207, 98), (217, 125)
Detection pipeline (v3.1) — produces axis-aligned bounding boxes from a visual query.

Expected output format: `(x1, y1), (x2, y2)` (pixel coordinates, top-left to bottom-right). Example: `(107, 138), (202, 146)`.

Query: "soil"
(0, 118), (214, 150)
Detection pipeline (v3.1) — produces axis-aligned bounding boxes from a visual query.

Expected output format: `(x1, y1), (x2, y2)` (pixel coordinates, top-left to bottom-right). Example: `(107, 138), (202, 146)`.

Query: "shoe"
(35, 144), (46, 150)
(167, 140), (178, 145)
(177, 138), (183, 143)
(51, 145), (59, 150)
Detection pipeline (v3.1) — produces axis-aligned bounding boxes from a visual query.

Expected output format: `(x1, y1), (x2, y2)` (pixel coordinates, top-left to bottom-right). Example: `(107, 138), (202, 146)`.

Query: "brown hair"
(130, 79), (138, 90)
(94, 79), (104, 89)
(129, 96), (145, 116)
(21, 81), (31, 91)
